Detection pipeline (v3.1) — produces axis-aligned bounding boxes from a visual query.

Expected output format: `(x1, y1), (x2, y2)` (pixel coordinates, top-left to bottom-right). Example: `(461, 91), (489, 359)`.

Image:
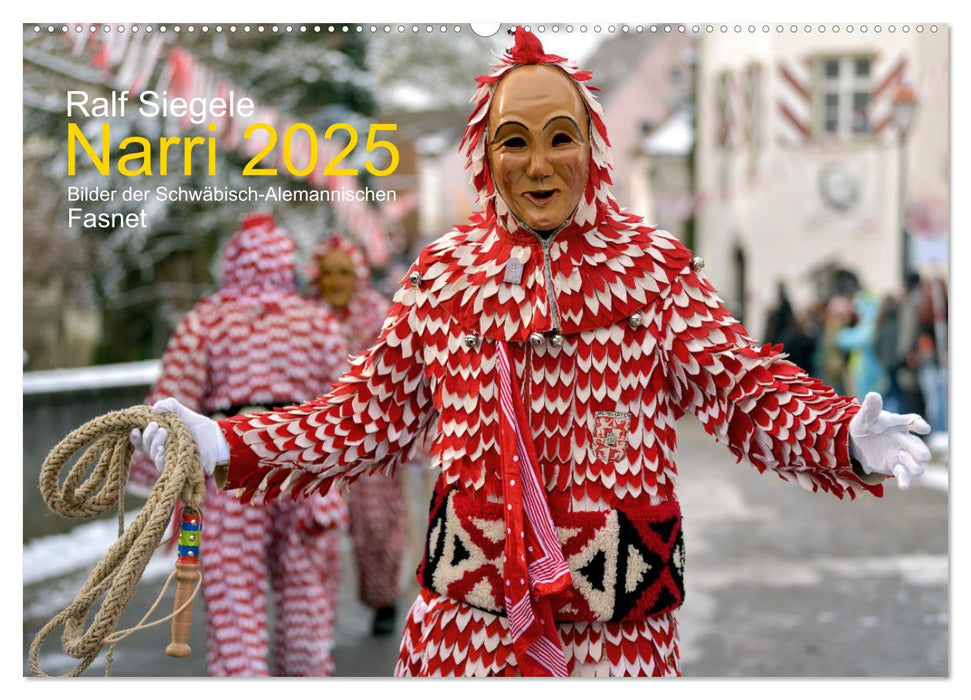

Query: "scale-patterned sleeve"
(218, 296), (434, 504)
(659, 263), (882, 499)
(128, 309), (210, 492)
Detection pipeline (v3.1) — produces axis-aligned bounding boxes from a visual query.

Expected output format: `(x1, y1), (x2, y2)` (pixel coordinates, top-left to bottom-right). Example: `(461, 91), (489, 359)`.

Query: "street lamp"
(891, 81), (947, 379)
(891, 82), (918, 285)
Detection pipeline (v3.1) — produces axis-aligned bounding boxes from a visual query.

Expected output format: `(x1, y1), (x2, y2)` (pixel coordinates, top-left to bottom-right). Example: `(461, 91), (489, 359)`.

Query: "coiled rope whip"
(28, 405), (207, 677)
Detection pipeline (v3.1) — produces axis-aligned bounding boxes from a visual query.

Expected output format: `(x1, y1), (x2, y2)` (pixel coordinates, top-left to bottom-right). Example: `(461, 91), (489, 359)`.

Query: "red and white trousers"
(199, 481), (345, 676)
(347, 471), (406, 609)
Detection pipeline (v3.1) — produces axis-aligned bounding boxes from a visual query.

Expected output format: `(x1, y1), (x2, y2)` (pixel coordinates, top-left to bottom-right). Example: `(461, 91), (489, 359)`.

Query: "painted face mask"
(487, 65), (591, 232)
(461, 28), (613, 236)
(316, 249), (357, 310)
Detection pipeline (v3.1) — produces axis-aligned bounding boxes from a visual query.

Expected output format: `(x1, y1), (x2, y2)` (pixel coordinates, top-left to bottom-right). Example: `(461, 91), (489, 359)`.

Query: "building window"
(743, 64), (762, 147)
(814, 55), (873, 139)
(716, 71), (733, 148)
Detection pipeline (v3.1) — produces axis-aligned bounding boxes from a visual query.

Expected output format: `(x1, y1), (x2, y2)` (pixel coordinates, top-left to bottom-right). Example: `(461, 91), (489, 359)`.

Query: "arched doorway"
(809, 262), (860, 303)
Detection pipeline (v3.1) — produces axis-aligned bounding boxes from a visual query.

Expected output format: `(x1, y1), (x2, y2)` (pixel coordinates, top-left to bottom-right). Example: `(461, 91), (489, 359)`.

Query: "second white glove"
(849, 392), (931, 490)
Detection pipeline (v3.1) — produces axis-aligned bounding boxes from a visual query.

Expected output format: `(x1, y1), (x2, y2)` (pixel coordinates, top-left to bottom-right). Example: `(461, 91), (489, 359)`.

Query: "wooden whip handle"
(165, 563), (199, 657)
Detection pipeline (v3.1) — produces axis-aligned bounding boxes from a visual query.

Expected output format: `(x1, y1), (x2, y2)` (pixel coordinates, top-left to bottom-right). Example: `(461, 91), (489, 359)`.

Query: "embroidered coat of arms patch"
(593, 411), (632, 462)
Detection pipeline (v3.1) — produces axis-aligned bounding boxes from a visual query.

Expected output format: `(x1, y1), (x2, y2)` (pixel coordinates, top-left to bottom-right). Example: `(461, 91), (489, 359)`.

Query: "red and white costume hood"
(218, 32), (879, 677)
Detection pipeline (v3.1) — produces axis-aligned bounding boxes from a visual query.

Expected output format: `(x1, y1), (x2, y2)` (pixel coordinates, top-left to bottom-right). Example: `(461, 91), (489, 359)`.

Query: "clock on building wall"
(818, 161), (861, 213)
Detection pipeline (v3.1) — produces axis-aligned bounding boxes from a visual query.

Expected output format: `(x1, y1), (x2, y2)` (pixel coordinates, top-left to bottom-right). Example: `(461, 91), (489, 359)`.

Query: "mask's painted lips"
(523, 189), (558, 206)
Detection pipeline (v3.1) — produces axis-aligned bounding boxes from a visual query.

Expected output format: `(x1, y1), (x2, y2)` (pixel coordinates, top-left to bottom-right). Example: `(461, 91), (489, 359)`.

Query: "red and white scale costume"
(216, 33), (882, 677)
(307, 236), (406, 612)
(130, 214), (349, 676)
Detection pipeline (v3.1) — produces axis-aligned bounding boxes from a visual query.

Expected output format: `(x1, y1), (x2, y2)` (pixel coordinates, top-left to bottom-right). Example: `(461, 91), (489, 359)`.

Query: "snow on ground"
(23, 512), (171, 586)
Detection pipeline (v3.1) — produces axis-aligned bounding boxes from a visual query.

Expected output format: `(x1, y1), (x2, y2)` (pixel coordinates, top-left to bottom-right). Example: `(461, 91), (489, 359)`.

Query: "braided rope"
(27, 406), (206, 677)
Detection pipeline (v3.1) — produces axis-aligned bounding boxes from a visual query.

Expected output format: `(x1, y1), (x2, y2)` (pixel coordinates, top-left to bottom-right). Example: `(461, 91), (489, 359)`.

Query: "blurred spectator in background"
(895, 272), (927, 419)
(764, 281), (797, 346)
(917, 277), (948, 432)
(803, 300), (828, 378)
(308, 235), (407, 636)
(777, 309), (819, 380)
(874, 293), (903, 414)
(836, 290), (887, 401)
(819, 296), (855, 396)
(761, 282), (821, 379)
(129, 213), (349, 676)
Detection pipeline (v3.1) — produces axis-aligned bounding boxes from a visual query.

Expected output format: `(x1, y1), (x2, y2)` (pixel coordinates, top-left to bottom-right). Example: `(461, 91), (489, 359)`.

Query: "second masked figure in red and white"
(130, 213), (349, 676)
(133, 30), (931, 677)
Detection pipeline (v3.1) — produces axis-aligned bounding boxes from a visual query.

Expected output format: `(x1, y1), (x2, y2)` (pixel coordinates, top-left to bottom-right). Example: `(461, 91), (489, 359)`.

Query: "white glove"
(129, 421), (168, 472)
(849, 392), (931, 490)
(129, 397), (230, 476)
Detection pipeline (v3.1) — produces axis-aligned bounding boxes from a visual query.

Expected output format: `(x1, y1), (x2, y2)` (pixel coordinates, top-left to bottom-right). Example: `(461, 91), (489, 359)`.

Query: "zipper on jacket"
(523, 220), (568, 334)
(540, 232), (561, 333)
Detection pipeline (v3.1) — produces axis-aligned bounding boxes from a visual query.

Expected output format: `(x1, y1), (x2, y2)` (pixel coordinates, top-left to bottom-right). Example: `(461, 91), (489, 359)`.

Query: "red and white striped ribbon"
(496, 340), (572, 677)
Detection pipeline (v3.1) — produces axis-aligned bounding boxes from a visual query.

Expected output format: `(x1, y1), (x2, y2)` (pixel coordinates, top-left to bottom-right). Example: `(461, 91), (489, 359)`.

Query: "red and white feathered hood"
(402, 29), (693, 342)
(215, 212), (298, 305)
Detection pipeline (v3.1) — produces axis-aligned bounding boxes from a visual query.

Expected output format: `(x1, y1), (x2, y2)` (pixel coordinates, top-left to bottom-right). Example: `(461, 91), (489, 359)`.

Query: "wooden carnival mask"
(487, 64), (591, 233)
(316, 249), (357, 310)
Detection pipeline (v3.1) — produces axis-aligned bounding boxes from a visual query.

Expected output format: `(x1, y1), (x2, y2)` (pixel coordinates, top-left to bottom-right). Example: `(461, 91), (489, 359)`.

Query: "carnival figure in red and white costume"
(133, 31), (931, 677)
(307, 235), (407, 635)
(130, 213), (349, 676)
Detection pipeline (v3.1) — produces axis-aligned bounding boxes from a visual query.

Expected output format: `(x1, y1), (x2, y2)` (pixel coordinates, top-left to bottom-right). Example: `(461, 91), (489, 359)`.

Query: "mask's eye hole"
(551, 132), (574, 147)
(501, 136), (527, 149)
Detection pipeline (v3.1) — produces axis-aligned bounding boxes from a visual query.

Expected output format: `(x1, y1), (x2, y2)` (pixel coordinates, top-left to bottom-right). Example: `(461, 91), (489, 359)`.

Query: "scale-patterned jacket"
(217, 34), (882, 677)
(223, 215), (880, 503)
(129, 213), (349, 530)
